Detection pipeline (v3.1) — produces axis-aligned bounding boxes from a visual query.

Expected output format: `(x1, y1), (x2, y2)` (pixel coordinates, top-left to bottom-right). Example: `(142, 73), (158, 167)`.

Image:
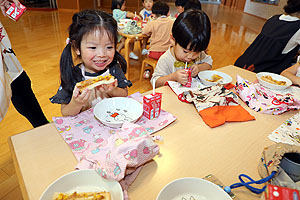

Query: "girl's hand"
(95, 80), (118, 96)
(175, 69), (188, 85)
(0, 0), (20, 16)
(72, 86), (91, 106)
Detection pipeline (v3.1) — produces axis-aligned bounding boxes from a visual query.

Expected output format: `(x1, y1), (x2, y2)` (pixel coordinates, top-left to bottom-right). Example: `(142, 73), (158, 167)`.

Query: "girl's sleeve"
(110, 64), (132, 88)
(49, 85), (72, 104)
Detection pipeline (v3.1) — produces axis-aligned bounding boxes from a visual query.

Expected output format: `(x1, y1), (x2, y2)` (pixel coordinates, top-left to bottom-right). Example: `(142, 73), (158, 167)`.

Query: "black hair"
(172, 9), (211, 52)
(184, 0), (202, 11)
(111, 0), (125, 10)
(175, 0), (188, 7)
(60, 9), (127, 93)
(284, 0), (300, 14)
(152, 1), (169, 16)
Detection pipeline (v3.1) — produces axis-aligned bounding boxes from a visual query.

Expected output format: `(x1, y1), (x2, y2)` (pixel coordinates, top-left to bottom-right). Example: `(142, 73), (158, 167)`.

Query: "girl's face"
(171, 37), (200, 62)
(76, 30), (115, 74)
(121, 1), (126, 11)
(176, 6), (184, 14)
(143, 0), (153, 11)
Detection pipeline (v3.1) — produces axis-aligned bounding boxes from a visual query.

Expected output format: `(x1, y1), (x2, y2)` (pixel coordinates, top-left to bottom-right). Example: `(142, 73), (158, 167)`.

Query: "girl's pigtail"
(60, 43), (81, 93)
(115, 51), (127, 73)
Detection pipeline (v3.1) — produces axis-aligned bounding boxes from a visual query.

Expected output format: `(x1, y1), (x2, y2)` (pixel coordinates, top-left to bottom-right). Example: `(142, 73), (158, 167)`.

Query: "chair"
(140, 57), (158, 81)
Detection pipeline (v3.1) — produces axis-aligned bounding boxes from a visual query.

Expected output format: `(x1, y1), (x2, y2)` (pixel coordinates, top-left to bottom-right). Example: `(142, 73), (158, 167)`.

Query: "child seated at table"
(139, 0), (154, 56)
(112, 0), (140, 59)
(151, 9), (212, 88)
(175, 0), (188, 18)
(50, 10), (132, 116)
(281, 56), (300, 86)
(142, 1), (174, 60)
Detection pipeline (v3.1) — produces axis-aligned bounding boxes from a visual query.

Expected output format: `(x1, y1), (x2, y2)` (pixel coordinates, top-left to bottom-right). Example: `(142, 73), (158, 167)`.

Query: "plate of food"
(256, 72), (292, 90)
(198, 70), (232, 86)
(94, 97), (143, 128)
(156, 177), (231, 200)
(40, 169), (123, 200)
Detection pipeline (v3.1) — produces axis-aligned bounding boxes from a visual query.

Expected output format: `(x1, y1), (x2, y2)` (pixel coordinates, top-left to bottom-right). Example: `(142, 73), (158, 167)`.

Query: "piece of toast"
(76, 75), (115, 92)
(52, 191), (111, 200)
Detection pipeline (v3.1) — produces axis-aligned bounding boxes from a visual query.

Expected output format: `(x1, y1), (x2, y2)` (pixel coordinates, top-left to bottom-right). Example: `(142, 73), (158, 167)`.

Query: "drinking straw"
(153, 79), (155, 95)
(185, 62), (187, 69)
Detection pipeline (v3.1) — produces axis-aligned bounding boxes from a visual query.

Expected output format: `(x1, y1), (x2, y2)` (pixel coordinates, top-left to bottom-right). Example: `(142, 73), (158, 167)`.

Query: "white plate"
(198, 70), (232, 86)
(40, 169), (123, 200)
(94, 97), (143, 128)
(156, 177), (231, 200)
(256, 72), (292, 90)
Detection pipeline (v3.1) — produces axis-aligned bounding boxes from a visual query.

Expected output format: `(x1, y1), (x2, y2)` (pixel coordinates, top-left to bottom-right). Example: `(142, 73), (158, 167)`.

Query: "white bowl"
(257, 72), (292, 90)
(156, 177), (231, 200)
(40, 169), (123, 200)
(94, 97), (143, 128)
(119, 18), (131, 24)
(198, 70), (232, 86)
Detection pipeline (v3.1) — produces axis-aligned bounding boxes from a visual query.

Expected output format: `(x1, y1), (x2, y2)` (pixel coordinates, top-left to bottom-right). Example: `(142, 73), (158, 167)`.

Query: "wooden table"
(9, 65), (298, 200)
(118, 31), (147, 77)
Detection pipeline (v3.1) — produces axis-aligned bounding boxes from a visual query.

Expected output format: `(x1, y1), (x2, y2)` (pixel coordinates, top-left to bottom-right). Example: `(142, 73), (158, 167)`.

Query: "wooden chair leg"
(140, 60), (146, 81)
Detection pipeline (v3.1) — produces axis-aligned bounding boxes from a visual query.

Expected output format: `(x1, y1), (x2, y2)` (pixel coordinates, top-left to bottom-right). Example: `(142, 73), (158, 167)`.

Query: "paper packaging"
(5, 3), (26, 22)
(265, 184), (299, 200)
(141, 20), (147, 28)
(143, 93), (162, 119)
(182, 68), (192, 87)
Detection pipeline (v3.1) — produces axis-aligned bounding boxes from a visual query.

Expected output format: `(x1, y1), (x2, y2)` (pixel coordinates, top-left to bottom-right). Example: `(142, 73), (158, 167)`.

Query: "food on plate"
(205, 74), (223, 82)
(52, 191), (111, 200)
(261, 75), (286, 85)
(76, 75), (115, 92)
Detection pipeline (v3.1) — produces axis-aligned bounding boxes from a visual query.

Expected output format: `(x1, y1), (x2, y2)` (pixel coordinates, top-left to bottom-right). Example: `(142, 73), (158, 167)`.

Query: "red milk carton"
(6, 3), (26, 22)
(141, 20), (147, 28)
(143, 93), (162, 119)
(182, 68), (192, 87)
(265, 184), (299, 200)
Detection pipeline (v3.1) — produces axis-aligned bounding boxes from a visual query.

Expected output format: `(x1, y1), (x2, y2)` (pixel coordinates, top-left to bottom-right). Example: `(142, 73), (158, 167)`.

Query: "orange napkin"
(198, 105), (255, 128)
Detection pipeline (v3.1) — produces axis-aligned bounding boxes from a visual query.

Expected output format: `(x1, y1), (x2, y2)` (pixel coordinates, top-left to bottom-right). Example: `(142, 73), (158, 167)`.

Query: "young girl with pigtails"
(50, 10), (132, 116)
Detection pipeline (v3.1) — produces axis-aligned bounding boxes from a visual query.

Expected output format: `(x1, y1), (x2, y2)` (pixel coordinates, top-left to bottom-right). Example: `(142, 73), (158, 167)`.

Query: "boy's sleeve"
(197, 51), (213, 66)
(142, 21), (152, 35)
(150, 56), (173, 86)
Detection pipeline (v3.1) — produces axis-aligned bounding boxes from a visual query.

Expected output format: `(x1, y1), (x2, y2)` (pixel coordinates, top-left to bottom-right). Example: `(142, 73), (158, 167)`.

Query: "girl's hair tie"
(66, 38), (70, 45)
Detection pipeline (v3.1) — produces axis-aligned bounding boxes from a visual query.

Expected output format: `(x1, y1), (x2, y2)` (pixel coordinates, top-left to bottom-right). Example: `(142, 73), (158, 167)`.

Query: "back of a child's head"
(60, 9), (126, 92)
(175, 0), (188, 7)
(184, 0), (202, 11)
(152, 1), (169, 16)
(284, 0), (300, 14)
(172, 9), (211, 52)
(111, 0), (124, 10)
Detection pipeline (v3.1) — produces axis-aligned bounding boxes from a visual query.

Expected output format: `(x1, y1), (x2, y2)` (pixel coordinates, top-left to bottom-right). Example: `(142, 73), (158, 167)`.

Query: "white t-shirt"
(150, 48), (213, 86)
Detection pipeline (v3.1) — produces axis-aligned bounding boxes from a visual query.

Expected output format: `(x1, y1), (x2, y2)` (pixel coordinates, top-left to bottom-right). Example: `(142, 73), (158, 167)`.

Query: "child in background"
(175, 0), (188, 18)
(142, 1), (174, 60)
(281, 57), (300, 86)
(139, 0), (154, 56)
(151, 10), (212, 88)
(50, 10), (132, 116)
(112, 0), (140, 59)
(184, 0), (202, 11)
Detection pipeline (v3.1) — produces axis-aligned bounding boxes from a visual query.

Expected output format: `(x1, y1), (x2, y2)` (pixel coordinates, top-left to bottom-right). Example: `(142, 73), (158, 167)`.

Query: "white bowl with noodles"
(40, 169), (123, 200)
(156, 177), (231, 200)
(256, 72), (292, 90)
(94, 97), (143, 128)
(198, 70), (232, 86)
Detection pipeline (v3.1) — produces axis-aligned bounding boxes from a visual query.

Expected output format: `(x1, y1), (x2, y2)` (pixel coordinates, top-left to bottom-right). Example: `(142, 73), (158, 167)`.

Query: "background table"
(9, 65), (298, 200)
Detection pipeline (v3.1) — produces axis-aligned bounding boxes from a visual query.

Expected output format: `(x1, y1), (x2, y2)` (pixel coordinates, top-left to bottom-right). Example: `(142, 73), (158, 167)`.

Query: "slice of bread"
(52, 191), (111, 200)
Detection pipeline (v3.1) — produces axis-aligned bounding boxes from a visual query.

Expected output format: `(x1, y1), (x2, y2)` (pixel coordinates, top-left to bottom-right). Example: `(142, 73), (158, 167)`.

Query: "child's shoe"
(143, 70), (150, 79)
(129, 52), (138, 60)
(141, 49), (148, 55)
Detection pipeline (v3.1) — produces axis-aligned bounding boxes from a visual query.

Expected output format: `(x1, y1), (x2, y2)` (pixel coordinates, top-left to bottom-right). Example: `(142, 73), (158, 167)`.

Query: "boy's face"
(171, 37), (200, 63)
(176, 6), (184, 13)
(143, 0), (153, 11)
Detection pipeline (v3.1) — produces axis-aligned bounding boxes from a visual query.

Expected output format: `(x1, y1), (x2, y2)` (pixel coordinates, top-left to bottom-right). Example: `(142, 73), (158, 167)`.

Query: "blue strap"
(225, 171), (276, 194)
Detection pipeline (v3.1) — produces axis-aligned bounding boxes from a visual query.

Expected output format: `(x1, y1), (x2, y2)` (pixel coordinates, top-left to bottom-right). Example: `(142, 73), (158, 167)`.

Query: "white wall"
(244, 0), (287, 19)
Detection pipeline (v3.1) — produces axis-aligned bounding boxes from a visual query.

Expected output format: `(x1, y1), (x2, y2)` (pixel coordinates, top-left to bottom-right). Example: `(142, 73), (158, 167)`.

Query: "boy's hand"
(190, 63), (211, 77)
(72, 86), (91, 106)
(175, 69), (188, 85)
(0, 0), (20, 16)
